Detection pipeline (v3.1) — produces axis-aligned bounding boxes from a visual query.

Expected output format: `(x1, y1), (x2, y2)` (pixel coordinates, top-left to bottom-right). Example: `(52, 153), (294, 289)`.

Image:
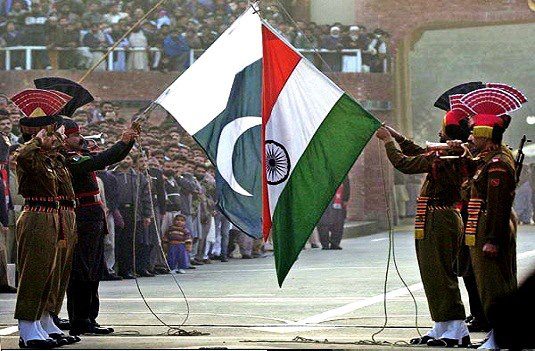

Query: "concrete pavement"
(1, 225), (534, 349)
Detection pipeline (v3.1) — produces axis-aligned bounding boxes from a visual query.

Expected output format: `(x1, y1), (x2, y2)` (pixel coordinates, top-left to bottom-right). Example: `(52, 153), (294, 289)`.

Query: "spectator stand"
(1, 0), (390, 73)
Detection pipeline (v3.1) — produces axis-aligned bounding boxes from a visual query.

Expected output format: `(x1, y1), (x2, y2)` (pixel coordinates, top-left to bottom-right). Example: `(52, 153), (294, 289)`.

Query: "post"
(189, 49), (195, 66)
(108, 49), (114, 71)
(5, 49), (11, 71)
(25, 47), (32, 70)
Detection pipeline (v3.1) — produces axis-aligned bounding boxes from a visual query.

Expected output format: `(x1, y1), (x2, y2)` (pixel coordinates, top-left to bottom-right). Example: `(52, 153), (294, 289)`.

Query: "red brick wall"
(0, 70), (178, 101)
(354, 0), (535, 50)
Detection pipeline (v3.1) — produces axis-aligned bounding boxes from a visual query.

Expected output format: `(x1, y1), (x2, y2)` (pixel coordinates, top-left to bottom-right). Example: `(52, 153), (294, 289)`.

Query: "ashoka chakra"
(265, 140), (291, 185)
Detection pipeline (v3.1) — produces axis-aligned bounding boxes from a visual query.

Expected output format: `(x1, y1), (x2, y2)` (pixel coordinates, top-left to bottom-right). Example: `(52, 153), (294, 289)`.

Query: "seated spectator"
(86, 100), (105, 125)
(184, 28), (202, 50)
(163, 214), (192, 274)
(73, 110), (89, 127)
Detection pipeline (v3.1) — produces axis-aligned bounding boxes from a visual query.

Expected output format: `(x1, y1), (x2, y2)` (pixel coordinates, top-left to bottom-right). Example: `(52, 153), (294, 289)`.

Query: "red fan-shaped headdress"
(460, 85), (527, 140)
(11, 89), (72, 118)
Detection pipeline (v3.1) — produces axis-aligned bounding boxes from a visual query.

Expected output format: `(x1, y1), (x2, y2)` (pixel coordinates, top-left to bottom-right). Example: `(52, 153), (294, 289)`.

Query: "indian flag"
(261, 24), (381, 286)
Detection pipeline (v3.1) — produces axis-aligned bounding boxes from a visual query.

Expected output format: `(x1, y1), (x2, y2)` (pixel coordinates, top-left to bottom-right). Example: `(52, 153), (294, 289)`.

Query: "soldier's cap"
(34, 77), (94, 118)
(11, 89), (72, 137)
(460, 85), (527, 140)
(434, 82), (485, 112)
(59, 117), (81, 136)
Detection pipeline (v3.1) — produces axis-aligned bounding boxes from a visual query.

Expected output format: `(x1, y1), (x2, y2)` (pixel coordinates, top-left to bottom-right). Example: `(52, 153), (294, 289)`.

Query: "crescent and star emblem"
(216, 116), (262, 197)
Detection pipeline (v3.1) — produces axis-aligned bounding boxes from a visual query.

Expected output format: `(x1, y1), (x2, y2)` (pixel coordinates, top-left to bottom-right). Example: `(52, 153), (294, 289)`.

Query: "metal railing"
(0, 46), (385, 73)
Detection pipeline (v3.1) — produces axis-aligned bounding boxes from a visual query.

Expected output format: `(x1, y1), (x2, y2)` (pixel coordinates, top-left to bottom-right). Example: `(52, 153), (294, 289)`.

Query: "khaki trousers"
(470, 213), (517, 320)
(45, 210), (77, 316)
(14, 211), (60, 321)
(416, 208), (466, 321)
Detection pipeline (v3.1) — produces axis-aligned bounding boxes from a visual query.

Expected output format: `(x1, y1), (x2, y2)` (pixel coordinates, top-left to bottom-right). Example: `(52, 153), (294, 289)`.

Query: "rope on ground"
(240, 335), (412, 347)
(120, 110), (209, 337)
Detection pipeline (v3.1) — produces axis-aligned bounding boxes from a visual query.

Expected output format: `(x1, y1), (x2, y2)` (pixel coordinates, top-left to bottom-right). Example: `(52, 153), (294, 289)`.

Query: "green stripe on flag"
(271, 94), (381, 286)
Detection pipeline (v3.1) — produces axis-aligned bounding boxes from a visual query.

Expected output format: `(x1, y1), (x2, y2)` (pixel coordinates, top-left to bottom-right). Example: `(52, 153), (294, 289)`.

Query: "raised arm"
(376, 126), (432, 174)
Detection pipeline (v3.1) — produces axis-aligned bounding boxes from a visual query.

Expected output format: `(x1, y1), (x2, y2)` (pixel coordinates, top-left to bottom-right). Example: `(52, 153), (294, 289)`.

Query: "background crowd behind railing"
(0, 46), (386, 73)
(0, 0), (390, 74)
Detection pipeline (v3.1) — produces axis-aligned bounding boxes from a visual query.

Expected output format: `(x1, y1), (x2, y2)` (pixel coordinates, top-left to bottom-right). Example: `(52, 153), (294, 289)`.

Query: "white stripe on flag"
(266, 59), (343, 216)
(156, 8), (262, 135)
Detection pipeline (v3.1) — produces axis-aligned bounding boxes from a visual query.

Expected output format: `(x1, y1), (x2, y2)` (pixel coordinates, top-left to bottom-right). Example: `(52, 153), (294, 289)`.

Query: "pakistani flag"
(156, 8), (263, 236)
(261, 24), (381, 285)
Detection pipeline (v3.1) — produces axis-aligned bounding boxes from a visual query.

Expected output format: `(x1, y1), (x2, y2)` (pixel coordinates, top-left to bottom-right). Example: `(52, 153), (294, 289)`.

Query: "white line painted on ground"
(0, 326), (18, 336)
(297, 283), (424, 325)
(256, 248), (535, 333)
(0, 297), (368, 303)
(192, 266), (382, 274)
(253, 283), (424, 333)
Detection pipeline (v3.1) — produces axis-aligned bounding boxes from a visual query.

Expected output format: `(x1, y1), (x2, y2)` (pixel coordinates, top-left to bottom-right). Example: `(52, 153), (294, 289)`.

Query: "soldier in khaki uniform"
(11, 88), (78, 348)
(457, 85), (527, 349)
(376, 103), (473, 347)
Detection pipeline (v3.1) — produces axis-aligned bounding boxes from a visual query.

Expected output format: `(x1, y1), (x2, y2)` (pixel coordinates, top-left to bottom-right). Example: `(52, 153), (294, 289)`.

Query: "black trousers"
(135, 244), (151, 273)
(115, 208), (135, 276)
(317, 222), (344, 248)
(67, 280), (100, 328)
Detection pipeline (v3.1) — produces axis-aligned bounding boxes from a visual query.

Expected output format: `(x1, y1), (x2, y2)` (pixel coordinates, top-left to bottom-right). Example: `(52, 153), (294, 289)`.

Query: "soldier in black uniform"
(62, 117), (137, 336)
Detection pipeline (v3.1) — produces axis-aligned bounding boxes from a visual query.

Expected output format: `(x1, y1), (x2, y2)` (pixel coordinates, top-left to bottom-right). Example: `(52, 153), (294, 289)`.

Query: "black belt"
(76, 194), (101, 206)
(60, 199), (76, 208)
(25, 200), (59, 209)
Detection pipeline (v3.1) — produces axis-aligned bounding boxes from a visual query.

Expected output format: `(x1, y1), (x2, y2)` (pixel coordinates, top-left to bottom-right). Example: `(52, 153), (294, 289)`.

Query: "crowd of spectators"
(0, 0), (390, 72)
(0, 95), (274, 282)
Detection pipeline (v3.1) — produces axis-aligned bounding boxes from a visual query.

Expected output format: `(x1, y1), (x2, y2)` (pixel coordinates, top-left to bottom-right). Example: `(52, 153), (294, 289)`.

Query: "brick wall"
(354, 0), (534, 50)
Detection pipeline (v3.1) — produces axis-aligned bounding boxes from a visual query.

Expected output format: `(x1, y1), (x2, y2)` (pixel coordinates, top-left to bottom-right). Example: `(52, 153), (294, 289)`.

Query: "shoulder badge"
(490, 178), (500, 187)
(71, 155), (91, 164)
